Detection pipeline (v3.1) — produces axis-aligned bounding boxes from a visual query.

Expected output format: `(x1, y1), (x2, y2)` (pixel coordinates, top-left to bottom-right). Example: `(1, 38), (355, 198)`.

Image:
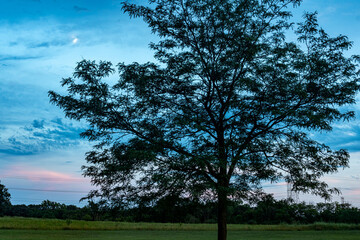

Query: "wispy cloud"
(0, 55), (41, 62)
(312, 118), (360, 152)
(0, 117), (86, 155)
(347, 188), (360, 197)
(1, 165), (87, 183)
(27, 39), (70, 49)
(73, 6), (89, 12)
(32, 120), (45, 129)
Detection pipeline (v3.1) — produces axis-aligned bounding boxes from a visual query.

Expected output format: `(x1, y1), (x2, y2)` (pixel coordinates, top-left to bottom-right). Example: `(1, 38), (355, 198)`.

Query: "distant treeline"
(2, 195), (360, 224)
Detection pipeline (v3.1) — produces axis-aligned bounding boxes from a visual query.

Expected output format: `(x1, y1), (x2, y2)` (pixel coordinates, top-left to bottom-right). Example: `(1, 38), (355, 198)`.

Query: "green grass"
(0, 230), (360, 240)
(1, 218), (360, 240)
(1, 217), (360, 231)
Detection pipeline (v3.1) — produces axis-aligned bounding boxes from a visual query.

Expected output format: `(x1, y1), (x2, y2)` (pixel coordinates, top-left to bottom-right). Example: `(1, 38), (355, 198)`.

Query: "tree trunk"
(217, 125), (228, 240)
(217, 189), (227, 240)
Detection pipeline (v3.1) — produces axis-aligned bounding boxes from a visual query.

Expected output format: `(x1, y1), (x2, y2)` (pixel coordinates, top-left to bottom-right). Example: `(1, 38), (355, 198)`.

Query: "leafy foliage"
(0, 181), (11, 217)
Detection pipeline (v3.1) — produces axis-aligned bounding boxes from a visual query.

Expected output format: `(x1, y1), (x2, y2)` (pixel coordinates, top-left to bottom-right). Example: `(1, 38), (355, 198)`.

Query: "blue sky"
(0, 0), (360, 207)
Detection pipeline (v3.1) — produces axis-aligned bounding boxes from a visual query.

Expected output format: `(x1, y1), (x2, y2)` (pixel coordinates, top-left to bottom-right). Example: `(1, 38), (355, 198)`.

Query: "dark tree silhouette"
(0, 181), (11, 216)
(49, 1), (360, 239)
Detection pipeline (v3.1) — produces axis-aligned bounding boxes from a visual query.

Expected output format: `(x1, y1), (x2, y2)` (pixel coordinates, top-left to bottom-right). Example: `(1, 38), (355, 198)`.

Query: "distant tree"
(49, 0), (360, 239)
(40, 200), (64, 211)
(0, 181), (11, 216)
(84, 200), (108, 221)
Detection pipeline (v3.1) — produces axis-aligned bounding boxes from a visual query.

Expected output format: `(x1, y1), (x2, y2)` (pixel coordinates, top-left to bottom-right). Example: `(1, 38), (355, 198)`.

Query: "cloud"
(74, 6), (89, 12)
(0, 20), (77, 63)
(27, 39), (69, 49)
(312, 120), (360, 152)
(0, 55), (41, 62)
(347, 188), (360, 197)
(0, 117), (86, 155)
(1, 165), (87, 183)
(32, 120), (45, 129)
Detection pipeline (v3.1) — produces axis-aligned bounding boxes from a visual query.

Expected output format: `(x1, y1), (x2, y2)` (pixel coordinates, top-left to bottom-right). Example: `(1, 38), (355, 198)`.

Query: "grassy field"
(1, 217), (360, 231)
(1, 217), (360, 240)
(1, 230), (360, 240)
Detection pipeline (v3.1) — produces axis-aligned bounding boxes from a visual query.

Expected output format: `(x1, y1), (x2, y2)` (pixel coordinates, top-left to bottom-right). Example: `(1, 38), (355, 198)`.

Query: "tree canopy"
(0, 181), (11, 217)
(49, 0), (360, 239)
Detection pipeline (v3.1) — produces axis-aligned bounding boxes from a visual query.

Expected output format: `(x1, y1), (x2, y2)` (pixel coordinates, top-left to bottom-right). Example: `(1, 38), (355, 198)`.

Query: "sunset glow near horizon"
(1, 0), (360, 207)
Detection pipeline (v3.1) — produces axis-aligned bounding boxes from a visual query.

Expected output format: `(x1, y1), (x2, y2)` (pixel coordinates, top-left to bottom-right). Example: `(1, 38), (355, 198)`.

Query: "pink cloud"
(0, 165), (87, 183)
(345, 188), (360, 197)
(321, 177), (342, 184)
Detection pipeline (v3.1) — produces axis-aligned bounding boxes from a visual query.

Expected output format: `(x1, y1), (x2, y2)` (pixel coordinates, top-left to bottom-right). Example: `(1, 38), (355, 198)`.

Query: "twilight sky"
(0, 0), (360, 207)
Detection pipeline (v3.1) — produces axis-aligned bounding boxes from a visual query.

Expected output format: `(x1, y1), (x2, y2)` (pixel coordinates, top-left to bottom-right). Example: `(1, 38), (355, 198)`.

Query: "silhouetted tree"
(49, 0), (360, 239)
(84, 200), (108, 221)
(0, 181), (11, 216)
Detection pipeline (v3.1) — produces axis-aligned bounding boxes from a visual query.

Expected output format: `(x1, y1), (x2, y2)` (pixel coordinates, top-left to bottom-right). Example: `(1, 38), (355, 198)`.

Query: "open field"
(1, 230), (360, 240)
(1, 217), (360, 240)
(1, 217), (360, 231)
